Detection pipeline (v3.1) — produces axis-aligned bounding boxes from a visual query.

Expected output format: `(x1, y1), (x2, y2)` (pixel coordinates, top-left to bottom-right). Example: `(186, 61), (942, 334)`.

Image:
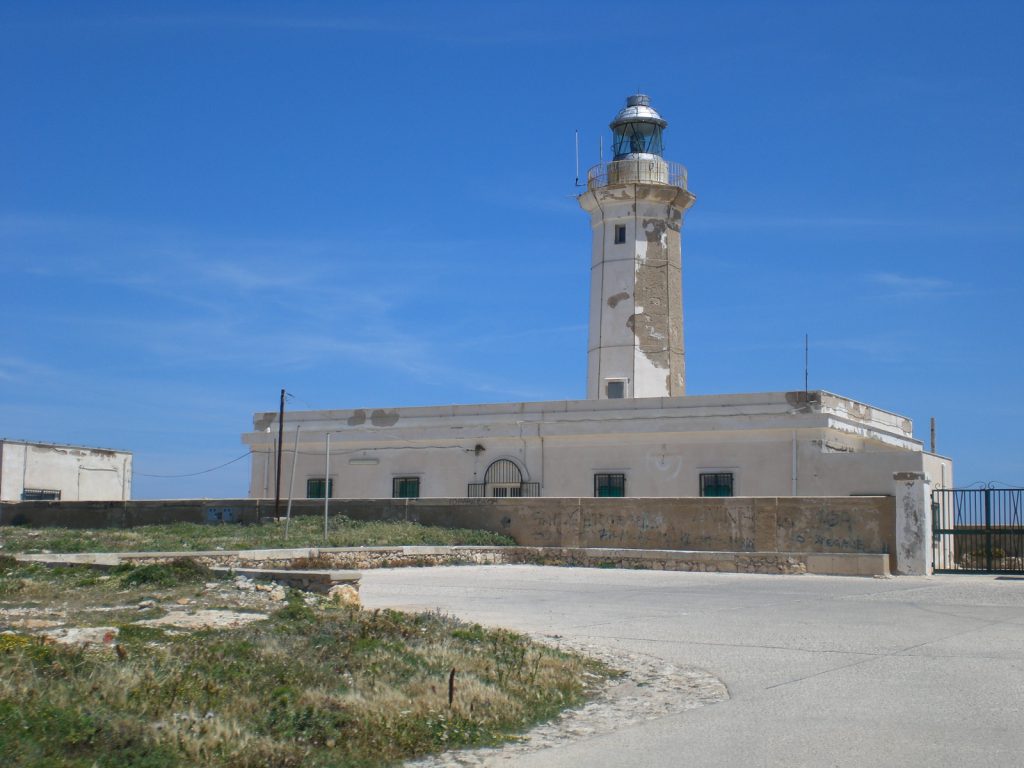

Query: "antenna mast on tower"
(575, 129), (580, 187)
(804, 334), (809, 397)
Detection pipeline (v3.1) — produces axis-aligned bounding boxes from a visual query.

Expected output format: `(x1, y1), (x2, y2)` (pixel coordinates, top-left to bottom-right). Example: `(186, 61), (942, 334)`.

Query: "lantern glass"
(612, 122), (663, 159)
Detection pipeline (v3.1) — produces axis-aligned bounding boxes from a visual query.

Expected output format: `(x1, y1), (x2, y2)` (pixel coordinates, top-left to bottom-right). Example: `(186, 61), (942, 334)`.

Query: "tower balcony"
(586, 158), (688, 191)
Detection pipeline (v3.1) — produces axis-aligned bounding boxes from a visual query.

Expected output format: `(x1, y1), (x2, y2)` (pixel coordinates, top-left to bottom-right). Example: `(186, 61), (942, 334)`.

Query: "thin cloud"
(0, 212), (91, 235)
(112, 316), (542, 402)
(196, 260), (321, 293)
(465, 380), (563, 402)
(697, 212), (892, 230)
(451, 324), (586, 349)
(5, 11), (589, 46)
(697, 211), (1023, 235)
(2, 13), (387, 34)
(0, 356), (58, 383)
(0, 217), (402, 318)
(867, 272), (963, 298)
(812, 336), (905, 360)
(95, 310), (468, 384)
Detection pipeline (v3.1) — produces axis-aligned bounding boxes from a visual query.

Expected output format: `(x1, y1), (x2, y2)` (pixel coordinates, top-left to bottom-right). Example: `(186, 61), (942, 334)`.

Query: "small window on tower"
(606, 380), (626, 399)
(614, 225), (626, 244)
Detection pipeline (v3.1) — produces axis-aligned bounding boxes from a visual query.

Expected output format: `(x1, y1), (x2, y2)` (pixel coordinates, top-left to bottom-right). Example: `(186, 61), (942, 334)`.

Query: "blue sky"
(1, 1), (1021, 498)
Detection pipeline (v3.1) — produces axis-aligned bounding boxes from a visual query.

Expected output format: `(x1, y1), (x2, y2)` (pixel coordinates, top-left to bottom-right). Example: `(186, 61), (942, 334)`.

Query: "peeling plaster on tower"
(578, 94), (695, 399)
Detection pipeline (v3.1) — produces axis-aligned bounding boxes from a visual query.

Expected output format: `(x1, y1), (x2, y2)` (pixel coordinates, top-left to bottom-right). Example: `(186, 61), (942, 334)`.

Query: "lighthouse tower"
(579, 94), (696, 399)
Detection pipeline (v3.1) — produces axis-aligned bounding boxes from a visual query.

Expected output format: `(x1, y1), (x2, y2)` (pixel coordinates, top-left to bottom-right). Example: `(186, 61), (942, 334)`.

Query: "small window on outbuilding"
(700, 472), (734, 497)
(614, 225), (627, 244)
(606, 380), (626, 399)
(393, 477), (420, 498)
(306, 478), (334, 499)
(594, 473), (626, 497)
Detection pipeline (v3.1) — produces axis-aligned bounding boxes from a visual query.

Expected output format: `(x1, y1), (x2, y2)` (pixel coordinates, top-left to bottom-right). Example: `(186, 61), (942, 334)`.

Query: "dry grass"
(0, 557), (606, 767)
(0, 515), (515, 554)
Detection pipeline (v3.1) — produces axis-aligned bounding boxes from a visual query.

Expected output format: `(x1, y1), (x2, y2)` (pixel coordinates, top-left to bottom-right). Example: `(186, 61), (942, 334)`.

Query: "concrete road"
(361, 566), (1024, 767)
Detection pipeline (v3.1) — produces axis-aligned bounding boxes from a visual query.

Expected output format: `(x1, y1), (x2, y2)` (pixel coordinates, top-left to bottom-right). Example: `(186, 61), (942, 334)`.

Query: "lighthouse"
(578, 94), (696, 399)
(245, 92), (953, 511)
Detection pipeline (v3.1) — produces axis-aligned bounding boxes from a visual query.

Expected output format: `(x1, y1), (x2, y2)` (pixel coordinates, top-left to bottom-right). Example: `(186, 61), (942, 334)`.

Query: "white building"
(243, 95), (952, 501)
(0, 439), (133, 502)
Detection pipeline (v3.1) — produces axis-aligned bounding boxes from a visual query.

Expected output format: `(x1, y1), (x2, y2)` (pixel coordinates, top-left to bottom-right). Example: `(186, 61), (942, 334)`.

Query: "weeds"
(0, 604), (605, 767)
(117, 559), (215, 588)
(0, 523), (603, 765)
(287, 555), (334, 570)
(271, 592), (317, 625)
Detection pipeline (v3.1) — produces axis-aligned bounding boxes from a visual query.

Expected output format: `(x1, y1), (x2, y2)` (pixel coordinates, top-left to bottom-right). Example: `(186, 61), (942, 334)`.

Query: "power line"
(136, 451), (253, 478)
(288, 392), (322, 410)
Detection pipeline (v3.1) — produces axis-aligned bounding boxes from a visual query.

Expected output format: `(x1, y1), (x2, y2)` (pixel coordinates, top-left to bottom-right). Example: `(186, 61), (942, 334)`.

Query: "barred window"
(393, 477), (420, 498)
(306, 478), (334, 499)
(594, 473), (626, 497)
(700, 472), (734, 497)
(21, 488), (60, 501)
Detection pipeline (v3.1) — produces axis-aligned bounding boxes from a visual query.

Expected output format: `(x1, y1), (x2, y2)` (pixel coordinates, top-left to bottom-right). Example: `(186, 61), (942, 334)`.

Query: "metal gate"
(467, 459), (540, 498)
(932, 488), (1024, 574)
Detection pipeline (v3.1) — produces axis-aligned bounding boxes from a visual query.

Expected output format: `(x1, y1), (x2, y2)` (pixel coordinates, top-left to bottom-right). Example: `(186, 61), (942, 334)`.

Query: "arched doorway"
(468, 458), (540, 497)
(484, 458), (523, 497)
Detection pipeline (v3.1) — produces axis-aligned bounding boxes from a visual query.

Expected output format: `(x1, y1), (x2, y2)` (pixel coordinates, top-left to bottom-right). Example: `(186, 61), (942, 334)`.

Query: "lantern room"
(610, 94), (667, 159)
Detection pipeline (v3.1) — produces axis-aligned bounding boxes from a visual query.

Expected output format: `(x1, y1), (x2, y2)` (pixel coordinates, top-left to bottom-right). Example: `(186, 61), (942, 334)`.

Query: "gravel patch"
(138, 608), (268, 630)
(408, 634), (728, 767)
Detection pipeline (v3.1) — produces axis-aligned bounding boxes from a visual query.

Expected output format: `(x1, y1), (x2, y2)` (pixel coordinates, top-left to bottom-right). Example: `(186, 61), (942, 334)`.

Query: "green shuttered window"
(392, 477), (421, 498)
(594, 473), (626, 497)
(700, 472), (734, 497)
(306, 478), (334, 499)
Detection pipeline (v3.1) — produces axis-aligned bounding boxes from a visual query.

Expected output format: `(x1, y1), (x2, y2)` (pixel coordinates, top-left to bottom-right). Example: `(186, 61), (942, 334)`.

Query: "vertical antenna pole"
(599, 135), (604, 165)
(575, 129), (580, 186)
(930, 417), (936, 453)
(804, 334), (809, 397)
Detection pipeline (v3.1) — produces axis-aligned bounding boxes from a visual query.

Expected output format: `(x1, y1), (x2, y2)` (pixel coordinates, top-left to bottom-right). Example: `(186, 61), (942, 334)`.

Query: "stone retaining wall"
(16, 545), (891, 577)
(1, 495), (895, 553)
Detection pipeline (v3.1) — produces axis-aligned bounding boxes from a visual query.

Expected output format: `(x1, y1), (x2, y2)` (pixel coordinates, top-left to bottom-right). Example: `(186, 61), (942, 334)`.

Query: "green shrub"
(272, 592), (316, 625)
(115, 624), (169, 644)
(118, 558), (214, 588)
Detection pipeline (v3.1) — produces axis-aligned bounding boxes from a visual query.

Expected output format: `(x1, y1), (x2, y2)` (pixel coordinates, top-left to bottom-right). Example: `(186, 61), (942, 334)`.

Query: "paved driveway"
(361, 566), (1024, 767)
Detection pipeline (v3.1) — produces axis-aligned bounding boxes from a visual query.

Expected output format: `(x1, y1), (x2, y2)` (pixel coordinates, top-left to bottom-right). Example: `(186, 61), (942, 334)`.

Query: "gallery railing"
(586, 160), (688, 190)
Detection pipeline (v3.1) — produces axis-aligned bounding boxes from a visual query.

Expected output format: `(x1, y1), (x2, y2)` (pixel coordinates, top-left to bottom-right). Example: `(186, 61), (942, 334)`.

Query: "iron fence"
(933, 487), (1024, 573)
(467, 482), (541, 498)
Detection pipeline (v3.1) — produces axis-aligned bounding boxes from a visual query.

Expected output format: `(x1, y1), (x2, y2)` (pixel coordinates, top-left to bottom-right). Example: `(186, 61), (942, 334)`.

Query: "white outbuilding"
(0, 439), (132, 502)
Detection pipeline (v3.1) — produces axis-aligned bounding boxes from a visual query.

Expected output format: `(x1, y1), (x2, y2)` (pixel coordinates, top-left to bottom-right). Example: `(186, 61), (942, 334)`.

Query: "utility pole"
(274, 388), (285, 521)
